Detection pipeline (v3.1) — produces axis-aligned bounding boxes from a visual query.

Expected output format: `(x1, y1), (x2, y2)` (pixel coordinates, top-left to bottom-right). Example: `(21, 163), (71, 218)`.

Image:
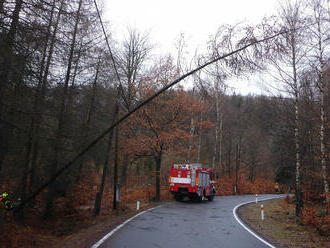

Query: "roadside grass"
(0, 194), (170, 248)
(238, 197), (330, 248)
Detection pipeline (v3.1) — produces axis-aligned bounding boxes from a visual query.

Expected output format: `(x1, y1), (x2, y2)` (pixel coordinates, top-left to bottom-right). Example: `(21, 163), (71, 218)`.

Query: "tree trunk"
(197, 111), (203, 162)
(0, 0), (6, 13)
(93, 132), (113, 216)
(187, 116), (195, 162)
(0, 0), (23, 178)
(319, 91), (329, 212)
(44, 0), (83, 218)
(219, 113), (223, 175)
(292, 33), (302, 215)
(155, 149), (163, 202)
(67, 38), (83, 116)
(235, 140), (240, 194)
(16, 0), (57, 219)
(76, 58), (100, 182)
(120, 156), (129, 186)
(93, 104), (119, 216)
(113, 125), (119, 210)
(212, 86), (220, 170)
(227, 134), (232, 178)
(315, 17), (329, 214)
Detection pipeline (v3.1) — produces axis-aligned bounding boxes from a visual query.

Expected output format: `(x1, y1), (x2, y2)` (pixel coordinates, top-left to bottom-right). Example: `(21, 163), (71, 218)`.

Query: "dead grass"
(238, 197), (330, 248)
(0, 200), (167, 248)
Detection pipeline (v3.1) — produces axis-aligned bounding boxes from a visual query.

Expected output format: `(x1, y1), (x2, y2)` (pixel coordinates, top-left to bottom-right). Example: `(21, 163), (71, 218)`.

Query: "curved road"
(94, 194), (284, 248)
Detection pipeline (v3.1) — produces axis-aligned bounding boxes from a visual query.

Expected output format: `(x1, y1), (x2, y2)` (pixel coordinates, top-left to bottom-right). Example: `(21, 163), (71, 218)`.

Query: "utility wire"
(93, 0), (122, 86)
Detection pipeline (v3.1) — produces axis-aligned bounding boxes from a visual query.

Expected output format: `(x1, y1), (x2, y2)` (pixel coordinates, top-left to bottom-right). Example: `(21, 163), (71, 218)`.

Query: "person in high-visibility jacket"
(274, 183), (280, 193)
(0, 192), (13, 210)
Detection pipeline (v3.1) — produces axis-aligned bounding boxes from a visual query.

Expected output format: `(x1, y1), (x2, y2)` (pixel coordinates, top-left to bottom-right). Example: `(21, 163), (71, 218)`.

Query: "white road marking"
(91, 205), (163, 248)
(232, 195), (285, 248)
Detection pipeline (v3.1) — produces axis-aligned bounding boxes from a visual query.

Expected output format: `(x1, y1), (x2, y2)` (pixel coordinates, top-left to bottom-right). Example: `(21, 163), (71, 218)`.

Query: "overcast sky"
(104, 0), (281, 95)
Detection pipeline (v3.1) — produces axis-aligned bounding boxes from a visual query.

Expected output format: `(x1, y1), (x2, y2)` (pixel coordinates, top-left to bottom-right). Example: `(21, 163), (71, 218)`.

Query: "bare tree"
(45, 0), (84, 217)
(0, 0), (24, 177)
(116, 27), (152, 186)
(307, 0), (330, 212)
(268, 0), (308, 216)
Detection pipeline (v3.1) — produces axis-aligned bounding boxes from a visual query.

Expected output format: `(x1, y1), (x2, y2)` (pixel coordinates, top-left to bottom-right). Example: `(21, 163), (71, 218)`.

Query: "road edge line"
(91, 205), (163, 248)
(232, 196), (284, 248)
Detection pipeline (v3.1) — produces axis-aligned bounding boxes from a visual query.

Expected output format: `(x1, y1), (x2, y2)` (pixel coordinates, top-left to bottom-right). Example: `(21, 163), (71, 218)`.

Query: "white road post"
(255, 194), (258, 203)
(261, 204), (264, 221)
(137, 200), (140, 211)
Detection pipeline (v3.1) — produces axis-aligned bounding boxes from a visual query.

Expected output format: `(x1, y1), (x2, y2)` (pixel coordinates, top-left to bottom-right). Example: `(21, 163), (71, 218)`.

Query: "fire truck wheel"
(174, 195), (183, 201)
(207, 195), (214, 201)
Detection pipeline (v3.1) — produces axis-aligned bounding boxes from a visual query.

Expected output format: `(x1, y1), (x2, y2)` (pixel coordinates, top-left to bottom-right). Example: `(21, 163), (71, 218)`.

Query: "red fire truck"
(169, 163), (216, 201)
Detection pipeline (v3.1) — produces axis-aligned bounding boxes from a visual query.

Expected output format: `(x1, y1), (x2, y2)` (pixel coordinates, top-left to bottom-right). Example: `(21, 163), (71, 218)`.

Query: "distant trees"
(122, 58), (206, 201)
(0, 0), (329, 229)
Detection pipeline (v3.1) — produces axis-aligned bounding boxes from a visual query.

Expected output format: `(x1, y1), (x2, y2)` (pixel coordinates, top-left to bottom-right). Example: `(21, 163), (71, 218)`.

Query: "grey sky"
(104, 0), (280, 94)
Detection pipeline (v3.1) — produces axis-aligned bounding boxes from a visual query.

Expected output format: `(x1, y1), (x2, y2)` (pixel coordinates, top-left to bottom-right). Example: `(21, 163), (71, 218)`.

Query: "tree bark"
(235, 140), (240, 194)
(291, 31), (302, 216)
(0, 0), (23, 178)
(197, 111), (203, 162)
(16, 0), (57, 219)
(0, 0), (5, 14)
(76, 58), (100, 183)
(155, 148), (163, 202)
(219, 113), (223, 175)
(315, 11), (329, 213)
(187, 116), (195, 162)
(44, 0), (83, 218)
(93, 104), (119, 216)
(113, 125), (119, 210)
(212, 84), (220, 170)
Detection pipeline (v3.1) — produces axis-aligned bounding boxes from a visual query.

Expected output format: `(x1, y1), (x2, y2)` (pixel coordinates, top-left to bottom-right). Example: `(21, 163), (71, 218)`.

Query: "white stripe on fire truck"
(171, 177), (191, 184)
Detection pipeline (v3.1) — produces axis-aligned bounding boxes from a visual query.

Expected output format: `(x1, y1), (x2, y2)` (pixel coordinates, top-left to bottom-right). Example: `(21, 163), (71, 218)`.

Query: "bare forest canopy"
(0, 0), (329, 225)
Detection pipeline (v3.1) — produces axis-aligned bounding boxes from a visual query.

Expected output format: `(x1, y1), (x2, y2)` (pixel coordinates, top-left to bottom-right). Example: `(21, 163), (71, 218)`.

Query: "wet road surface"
(96, 194), (284, 248)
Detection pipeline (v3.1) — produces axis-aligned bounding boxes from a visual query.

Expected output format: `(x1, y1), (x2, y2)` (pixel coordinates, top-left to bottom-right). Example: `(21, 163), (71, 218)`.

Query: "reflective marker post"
(261, 204), (264, 221)
(137, 200), (140, 211)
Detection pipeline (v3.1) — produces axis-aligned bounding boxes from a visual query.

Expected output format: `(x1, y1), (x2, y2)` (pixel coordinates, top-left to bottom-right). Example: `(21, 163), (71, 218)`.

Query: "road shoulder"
(237, 197), (330, 248)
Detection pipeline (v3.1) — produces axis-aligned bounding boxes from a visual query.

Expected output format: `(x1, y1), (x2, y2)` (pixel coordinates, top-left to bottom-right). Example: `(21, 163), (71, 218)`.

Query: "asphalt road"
(95, 194), (284, 248)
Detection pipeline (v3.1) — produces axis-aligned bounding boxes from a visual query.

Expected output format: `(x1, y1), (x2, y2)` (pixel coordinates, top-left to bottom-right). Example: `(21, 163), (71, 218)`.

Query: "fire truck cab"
(169, 163), (216, 201)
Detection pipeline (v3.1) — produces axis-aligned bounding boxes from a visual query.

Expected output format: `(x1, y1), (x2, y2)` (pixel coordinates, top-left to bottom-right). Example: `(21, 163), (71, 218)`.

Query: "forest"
(0, 0), (329, 246)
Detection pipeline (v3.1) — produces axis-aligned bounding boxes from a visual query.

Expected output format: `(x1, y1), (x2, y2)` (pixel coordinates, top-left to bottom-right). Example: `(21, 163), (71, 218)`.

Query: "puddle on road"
(137, 226), (158, 232)
(209, 215), (223, 219)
